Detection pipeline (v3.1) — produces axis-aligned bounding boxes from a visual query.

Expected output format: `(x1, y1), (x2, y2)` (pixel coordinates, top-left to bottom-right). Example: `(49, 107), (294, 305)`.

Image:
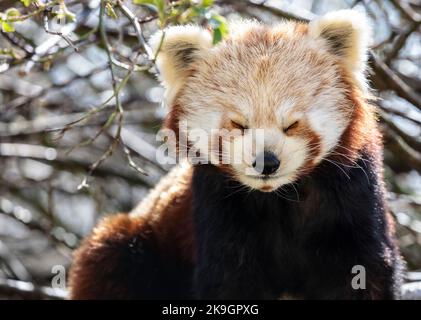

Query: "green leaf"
(63, 6), (76, 22)
(20, 0), (32, 7)
(5, 8), (21, 18)
(65, 11), (76, 22)
(201, 0), (214, 8)
(209, 14), (227, 44)
(105, 2), (118, 19)
(154, 0), (166, 23)
(2, 22), (15, 33)
(154, 0), (165, 11)
(66, 11), (76, 22)
(133, 0), (156, 5)
(1, 8), (20, 31)
(192, 6), (206, 17)
(212, 27), (222, 44)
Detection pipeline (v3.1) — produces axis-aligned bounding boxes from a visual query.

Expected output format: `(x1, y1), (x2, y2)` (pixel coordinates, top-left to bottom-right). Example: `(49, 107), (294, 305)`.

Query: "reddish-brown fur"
(69, 164), (194, 299)
(69, 17), (396, 299)
(69, 72), (379, 299)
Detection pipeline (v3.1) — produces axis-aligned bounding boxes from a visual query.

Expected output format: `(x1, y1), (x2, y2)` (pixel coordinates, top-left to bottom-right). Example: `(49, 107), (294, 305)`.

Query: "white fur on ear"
(149, 25), (213, 103)
(308, 10), (371, 90)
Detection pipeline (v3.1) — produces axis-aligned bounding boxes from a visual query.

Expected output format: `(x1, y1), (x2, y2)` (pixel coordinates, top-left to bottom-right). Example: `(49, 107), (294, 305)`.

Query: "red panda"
(69, 10), (404, 299)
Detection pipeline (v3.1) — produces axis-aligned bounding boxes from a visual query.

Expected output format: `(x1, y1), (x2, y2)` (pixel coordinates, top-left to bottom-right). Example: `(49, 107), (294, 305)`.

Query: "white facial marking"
(171, 22), (358, 192)
(276, 98), (297, 124)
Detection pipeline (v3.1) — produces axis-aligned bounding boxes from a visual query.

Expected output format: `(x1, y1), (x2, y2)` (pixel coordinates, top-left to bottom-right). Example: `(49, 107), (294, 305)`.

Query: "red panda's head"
(151, 10), (373, 192)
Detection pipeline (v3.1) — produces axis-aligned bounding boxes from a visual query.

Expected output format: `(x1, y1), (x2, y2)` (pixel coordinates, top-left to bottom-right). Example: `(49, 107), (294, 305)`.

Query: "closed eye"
(283, 121), (299, 133)
(230, 120), (248, 131)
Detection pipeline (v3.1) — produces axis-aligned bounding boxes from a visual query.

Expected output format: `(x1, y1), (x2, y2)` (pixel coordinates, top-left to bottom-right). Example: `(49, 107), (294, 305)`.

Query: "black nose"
(252, 151), (280, 175)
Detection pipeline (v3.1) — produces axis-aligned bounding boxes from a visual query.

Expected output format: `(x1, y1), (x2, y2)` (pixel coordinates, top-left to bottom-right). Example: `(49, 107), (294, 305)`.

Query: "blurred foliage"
(0, 0), (420, 299)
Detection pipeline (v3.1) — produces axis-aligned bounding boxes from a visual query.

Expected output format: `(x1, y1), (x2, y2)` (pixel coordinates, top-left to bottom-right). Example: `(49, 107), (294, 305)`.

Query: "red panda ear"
(308, 10), (371, 89)
(149, 25), (213, 104)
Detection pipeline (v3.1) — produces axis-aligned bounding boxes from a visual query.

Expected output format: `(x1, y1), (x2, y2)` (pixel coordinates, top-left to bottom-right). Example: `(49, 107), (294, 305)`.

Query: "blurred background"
(0, 0), (420, 299)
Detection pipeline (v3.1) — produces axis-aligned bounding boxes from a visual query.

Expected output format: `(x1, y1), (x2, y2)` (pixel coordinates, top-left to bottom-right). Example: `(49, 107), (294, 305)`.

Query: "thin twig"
(76, 0), (149, 189)
(370, 53), (421, 111)
(43, 11), (78, 52)
(1, 0), (61, 23)
(116, 0), (155, 61)
(380, 109), (421, 152)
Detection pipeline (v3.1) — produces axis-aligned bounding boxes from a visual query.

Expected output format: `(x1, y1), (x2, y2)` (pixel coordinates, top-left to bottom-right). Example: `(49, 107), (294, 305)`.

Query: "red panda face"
(151, 11), (370, 192)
